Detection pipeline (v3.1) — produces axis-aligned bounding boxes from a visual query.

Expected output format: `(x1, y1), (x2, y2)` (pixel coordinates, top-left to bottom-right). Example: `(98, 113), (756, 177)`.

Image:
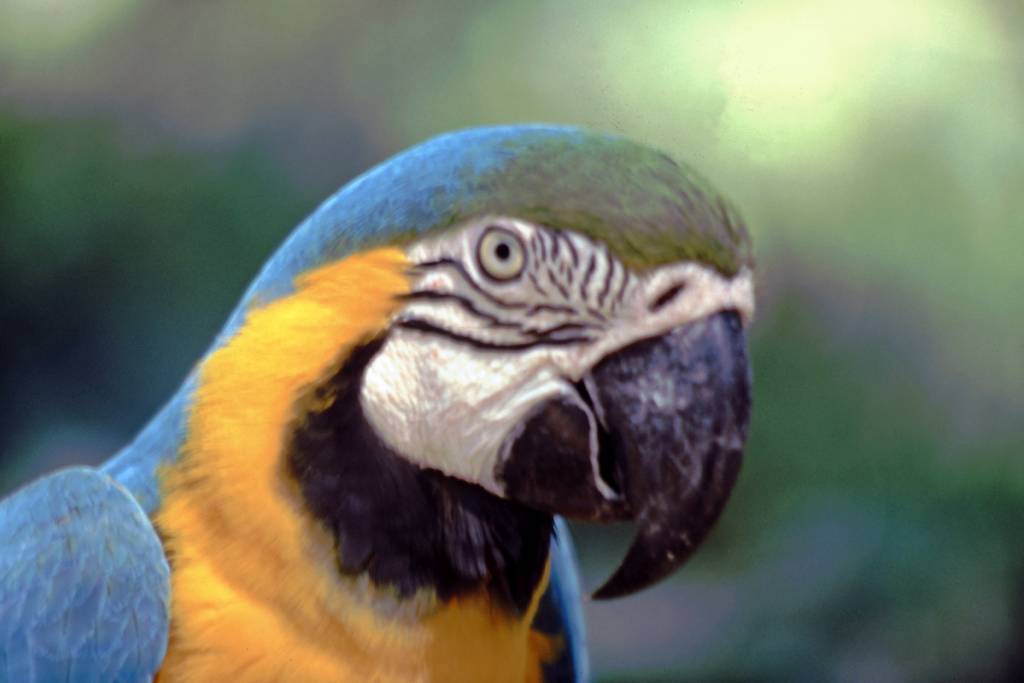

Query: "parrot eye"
(477, 226), (526, 281)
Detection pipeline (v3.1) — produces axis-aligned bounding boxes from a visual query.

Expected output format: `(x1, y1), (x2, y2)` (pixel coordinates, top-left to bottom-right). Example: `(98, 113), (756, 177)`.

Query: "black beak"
(495, 310), (751, 599)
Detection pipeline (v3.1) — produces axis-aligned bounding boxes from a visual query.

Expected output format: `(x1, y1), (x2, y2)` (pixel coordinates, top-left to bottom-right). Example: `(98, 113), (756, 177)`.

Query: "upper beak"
(495, 310), (751, 599)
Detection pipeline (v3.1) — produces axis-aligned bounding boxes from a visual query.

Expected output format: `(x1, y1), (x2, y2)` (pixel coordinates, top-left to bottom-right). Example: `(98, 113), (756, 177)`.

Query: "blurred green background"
(1, 1), (1021, 680)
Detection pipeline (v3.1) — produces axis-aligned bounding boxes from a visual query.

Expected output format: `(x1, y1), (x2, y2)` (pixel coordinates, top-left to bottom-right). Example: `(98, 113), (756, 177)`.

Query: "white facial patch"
(359, 217), (754, 496)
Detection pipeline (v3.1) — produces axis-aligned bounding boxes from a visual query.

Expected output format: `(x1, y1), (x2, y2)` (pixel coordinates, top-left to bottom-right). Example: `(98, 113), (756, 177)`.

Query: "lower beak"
(495, 310), (752, 599)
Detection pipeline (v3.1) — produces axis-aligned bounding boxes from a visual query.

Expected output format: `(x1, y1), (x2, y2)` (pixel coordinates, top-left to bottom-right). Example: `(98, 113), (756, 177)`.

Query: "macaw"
(0, 125), (754, 682)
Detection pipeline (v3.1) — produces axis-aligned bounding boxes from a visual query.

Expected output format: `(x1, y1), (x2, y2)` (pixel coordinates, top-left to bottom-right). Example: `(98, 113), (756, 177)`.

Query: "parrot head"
(223, 125), (752, 608)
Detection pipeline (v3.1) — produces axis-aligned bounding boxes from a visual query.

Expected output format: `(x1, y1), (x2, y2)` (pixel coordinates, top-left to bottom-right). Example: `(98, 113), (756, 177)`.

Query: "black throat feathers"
(284, 336), (553, 615)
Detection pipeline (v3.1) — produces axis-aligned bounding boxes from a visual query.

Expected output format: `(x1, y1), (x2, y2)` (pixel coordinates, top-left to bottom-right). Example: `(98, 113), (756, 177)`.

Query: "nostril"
(649, 282), (687, 312)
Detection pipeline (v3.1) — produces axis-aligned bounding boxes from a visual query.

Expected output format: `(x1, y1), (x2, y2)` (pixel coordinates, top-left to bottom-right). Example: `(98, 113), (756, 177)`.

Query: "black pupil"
(495, 242), (511, 261)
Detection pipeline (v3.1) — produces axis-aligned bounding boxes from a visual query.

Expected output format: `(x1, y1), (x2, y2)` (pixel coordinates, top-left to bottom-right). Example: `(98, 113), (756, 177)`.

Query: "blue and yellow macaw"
(0, 125), (754, 682)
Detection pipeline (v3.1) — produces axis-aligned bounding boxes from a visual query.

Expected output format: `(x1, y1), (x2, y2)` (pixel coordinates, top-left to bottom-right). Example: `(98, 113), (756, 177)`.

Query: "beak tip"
(590, 573), (628, 601)
(590, 577), (631, 601)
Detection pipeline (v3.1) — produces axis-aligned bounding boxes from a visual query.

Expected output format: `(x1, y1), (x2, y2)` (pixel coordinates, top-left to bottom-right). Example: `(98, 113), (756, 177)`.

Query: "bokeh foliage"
(1, 1), (1021, 680)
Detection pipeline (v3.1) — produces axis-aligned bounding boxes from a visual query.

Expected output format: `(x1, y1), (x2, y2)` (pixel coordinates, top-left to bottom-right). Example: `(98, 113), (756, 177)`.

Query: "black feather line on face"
(398, 290), (523, 329)
(284, 336), (553, 614)
(597, 249), (616, 310)
(527, 271), (549, 297)
(545, 267), (571, 299)
(396, 318), (593, 350)
(580, 253), (597, 300)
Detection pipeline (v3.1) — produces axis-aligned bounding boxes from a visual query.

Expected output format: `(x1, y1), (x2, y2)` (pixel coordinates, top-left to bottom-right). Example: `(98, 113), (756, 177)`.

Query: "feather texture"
(0, 467), (170, 683)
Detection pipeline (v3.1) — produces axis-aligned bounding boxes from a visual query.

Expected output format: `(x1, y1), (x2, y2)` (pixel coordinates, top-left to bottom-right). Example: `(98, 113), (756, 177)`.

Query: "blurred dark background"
(1, 2), (1021, 681)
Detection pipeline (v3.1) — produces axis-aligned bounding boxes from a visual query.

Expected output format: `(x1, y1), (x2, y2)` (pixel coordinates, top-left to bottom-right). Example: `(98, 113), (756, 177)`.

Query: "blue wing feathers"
(0, 467), (170, 683)
(540, 517), (590, 683)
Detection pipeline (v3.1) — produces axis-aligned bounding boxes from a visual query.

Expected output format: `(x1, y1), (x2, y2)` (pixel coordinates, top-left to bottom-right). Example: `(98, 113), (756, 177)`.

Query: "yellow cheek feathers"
(155, 247), (554, 682)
